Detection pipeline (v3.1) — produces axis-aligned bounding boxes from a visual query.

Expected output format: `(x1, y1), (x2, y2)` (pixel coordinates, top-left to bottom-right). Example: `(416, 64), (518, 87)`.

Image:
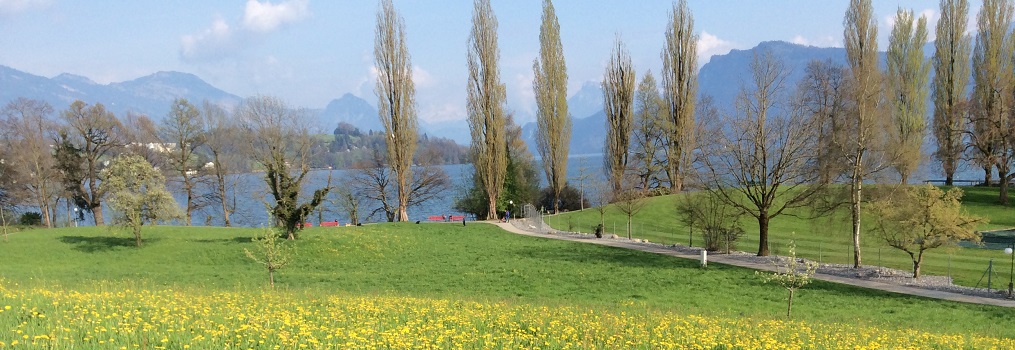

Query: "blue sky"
(0, 0), (974, 124)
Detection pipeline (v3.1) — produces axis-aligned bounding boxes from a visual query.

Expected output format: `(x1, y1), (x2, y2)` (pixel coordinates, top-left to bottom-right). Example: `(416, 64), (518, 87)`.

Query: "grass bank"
(0, 223), (1013, 341)
(548, 186), (1015, 287)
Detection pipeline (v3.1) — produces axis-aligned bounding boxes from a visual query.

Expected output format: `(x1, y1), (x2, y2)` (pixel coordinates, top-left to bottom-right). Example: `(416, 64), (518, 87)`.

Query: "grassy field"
(0, 222), (1014, 348)
(548, 185), (1015, 287)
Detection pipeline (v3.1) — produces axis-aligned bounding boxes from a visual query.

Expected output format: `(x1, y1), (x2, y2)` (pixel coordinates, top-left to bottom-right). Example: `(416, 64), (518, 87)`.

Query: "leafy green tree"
(757, 241), (817, 319)
(99, 154), (182, 247)
(245, 225), (295, 288)
(868, 185), (985, 278)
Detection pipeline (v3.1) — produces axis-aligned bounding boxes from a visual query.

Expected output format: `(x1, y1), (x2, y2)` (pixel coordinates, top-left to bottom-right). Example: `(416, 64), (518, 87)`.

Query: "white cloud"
(413, 66), (434, 88)
(180, 18), (245, 62)
(419, 102), (465, 123)
(0, 0), (50, 16)
(242, 0), (309, 33)
(697, 31), (735, 64)
(790, 34), (841, 48)
(179, 0), (310, 62)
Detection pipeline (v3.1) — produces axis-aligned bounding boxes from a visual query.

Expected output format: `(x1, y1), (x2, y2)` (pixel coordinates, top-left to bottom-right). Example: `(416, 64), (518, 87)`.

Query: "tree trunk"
(134, 226), (142, 247)
(487, 196), (498, 221)
(269, 268), (275, 288)
(913, 251), (924, 279)
(945, 173), (954, 186)
(40, 201), (51, 228)
(627, 216), (633, 239)
(984, 165), (993, 186)
(93, 205), (105, 227)
(757, 214), (770, 256)
(185, 183), (193, 226)
(219, 180), (231, 227)
(851, 175), (863, 268)
(1000, 172), (1010, 205)
(1, 205), (8, 242)
(900, 172), (909, 185)
(786, 289), (794, 319)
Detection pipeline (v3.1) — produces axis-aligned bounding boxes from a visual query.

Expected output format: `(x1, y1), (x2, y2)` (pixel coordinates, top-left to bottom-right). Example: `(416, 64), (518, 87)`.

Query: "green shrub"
(19, 212), (42, 226)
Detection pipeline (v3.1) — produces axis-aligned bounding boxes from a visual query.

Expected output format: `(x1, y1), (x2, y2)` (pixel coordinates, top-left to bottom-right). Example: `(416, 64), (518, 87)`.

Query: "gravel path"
(498, 219), (1015, 308)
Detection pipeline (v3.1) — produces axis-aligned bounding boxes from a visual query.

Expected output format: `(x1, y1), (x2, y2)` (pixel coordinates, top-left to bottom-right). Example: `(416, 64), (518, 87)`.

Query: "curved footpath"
(487, 221), (1015, 308)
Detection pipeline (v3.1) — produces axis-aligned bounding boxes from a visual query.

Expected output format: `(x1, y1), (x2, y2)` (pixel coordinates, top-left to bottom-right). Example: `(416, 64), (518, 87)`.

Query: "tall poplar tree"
(885, 8), (930, 184)
(532, 0), (571, 213)
(932, 0), (972, 186)
(843, 0), (882, 268)
(661, 0), (698, 193)
(603, 37), (636, 193)
(375, 0), (418, 222)
(467, 0), (508, 220)
(970, 0), (1015, 203)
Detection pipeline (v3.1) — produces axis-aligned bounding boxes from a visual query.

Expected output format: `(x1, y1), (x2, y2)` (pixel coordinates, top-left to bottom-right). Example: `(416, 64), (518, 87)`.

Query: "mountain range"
(0, 40), (880, 153)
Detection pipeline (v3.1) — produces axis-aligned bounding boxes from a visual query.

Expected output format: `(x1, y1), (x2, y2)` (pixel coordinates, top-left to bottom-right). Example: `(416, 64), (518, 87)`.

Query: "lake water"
(53, 155), (606, 228)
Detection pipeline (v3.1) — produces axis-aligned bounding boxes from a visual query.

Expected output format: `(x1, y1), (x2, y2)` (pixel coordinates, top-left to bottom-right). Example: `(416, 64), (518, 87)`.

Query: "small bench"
(320, 221), (340, 227)
(450, 215), (465, 221)
(427, 216), (445, 222)
(299, 222), (313, 228)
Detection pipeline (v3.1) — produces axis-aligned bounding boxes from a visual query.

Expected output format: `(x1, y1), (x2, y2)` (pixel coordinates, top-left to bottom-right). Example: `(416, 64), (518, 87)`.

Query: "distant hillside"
(0, 65), (241, 119)
(520, 40), (877, 156)
(327, 122), (468, 169)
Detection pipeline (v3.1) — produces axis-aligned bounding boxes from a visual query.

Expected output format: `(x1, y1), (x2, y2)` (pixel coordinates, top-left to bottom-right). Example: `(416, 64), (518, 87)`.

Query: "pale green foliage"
(885, 8), (930, 184)
(868, 185), (985, 278)
(99, 154), (182, 247)
(661, 0), (698, 192)
(245, 225), (295, 288)
(970, 0), (1015, 203)
(603, 37), (636, 193)
(757, 241), (817, 319)
(843, 0), (882, 268)
(532, 0), (571, 213)
(375, 0), (418, 222)
(467, 0), (508, 221)
(631, 71), (668, 191)
(931, 0), (971, 185)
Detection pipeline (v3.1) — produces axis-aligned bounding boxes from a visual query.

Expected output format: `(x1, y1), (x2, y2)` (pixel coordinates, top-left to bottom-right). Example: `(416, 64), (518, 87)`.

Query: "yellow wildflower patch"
(0, 284), (1007, 349)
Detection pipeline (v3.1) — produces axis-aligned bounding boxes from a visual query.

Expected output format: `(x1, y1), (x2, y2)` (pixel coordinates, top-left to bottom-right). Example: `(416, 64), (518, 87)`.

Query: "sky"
(0, 0), (980, 124)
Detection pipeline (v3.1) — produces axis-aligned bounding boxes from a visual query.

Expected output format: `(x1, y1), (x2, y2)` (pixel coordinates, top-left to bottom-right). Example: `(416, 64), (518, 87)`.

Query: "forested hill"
(327, 122), (468, 169)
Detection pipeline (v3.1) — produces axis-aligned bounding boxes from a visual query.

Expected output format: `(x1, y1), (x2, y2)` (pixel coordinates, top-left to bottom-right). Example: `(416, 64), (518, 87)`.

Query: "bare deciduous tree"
(661, 0), (698, 193)
(202, 101), (247, 227)
(159, 98), (206, 225)
(350, 149), (450, 222)
(60, 100), (125, 226)
(467, 0), (508, 220)
(375, 0), (418, 222)
(885, 8), (930, 184)
(697, 51), (823, 256)
(603, 37), (636, 193)
(239, 96), (328, 240)
(532, 0), (571, 213)
(932, 0), (972, 186)
(1, 98), (58, 227)
(969, 0), (1015, 203)
(798, 59), (853, 184)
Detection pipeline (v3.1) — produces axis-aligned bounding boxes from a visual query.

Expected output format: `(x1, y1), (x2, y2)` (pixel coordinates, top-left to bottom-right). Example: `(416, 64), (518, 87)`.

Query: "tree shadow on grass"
(193, 237), (253, 244)
(59, 236), (150, 252)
